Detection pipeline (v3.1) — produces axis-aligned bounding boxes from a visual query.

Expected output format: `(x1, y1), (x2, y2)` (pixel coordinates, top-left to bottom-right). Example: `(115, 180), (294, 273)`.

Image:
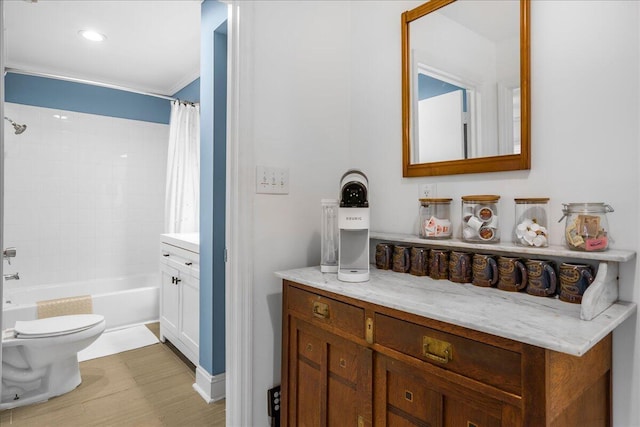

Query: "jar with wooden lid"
(514, 198), (549, 247)
(461, 195), (500, 243)
(419, 198), (452, 239)
(560, 203), (613, 251)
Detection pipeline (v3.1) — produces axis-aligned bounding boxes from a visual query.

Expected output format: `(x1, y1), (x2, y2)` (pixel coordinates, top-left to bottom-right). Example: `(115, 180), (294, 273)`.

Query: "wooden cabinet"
(282, 280), (613, 427)
(160, 239), (199, 365)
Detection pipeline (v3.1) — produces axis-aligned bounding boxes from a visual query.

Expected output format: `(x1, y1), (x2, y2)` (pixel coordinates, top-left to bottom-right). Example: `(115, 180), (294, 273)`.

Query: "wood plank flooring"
(0, 324), (225, 426)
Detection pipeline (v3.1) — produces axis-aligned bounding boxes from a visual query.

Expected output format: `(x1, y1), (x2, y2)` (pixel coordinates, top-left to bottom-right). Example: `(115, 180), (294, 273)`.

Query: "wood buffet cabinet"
(281, 279), (613, 427)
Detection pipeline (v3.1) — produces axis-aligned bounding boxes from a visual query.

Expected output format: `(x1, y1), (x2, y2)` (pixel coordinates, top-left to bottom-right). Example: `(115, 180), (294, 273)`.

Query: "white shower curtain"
(165, 101), (200, 233)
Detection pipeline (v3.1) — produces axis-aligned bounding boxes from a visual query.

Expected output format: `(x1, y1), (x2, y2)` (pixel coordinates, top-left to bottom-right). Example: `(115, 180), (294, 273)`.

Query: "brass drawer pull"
(312, 301), (330, 319)
(423, 336), (452, 364)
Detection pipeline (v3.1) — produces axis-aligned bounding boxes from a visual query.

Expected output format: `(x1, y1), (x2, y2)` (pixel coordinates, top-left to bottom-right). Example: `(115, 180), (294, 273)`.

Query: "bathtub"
(2, 273), (159, 331)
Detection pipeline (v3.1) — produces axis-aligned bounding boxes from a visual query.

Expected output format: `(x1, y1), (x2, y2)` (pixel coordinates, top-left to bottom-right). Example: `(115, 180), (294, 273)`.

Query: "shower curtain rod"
(4, 67), (179, 102)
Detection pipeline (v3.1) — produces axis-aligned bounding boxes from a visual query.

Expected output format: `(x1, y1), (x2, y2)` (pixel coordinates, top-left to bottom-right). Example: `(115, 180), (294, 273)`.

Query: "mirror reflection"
(402, 0), (530, 177)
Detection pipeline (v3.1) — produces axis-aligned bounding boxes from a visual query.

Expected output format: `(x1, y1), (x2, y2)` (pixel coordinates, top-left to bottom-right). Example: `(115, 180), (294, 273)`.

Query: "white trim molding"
(193, 366), (226, 403)
(225, 1), (255, 426)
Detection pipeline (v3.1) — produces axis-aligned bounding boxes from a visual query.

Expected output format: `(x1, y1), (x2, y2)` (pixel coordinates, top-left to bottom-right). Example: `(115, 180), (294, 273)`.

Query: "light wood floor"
(0, 324), (225, 426)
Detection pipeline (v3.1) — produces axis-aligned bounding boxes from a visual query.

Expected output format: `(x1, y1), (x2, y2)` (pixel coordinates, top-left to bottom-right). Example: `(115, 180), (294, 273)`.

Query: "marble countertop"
(275, 266), (636, 356)
(160, 233), (199, 254)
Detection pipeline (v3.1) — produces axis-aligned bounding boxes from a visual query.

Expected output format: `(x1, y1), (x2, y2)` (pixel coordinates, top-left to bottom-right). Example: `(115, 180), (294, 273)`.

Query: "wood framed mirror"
(402, 0), (530, 177)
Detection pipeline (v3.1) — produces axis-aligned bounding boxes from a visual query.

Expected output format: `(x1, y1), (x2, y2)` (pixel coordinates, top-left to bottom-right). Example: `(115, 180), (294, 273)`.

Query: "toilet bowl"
(0, 314), (106, 409)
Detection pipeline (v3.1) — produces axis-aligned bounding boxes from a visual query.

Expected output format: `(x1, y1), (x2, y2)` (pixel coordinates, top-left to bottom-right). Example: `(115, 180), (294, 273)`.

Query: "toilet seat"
(14, 314), (105, 338)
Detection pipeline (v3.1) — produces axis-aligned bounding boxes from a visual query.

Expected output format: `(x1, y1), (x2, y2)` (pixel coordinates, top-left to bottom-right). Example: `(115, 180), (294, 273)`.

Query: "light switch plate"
(256, 166), (289, 194)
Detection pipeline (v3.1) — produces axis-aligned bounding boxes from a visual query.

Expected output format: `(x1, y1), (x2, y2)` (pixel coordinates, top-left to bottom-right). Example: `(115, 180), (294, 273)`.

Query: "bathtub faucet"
(3, 273), (19, 281)
(3, 247), (16, 264)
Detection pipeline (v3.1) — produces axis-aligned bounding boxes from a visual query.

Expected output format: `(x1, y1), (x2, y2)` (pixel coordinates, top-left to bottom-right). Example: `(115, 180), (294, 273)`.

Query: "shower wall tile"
(3, 103), (168, 288)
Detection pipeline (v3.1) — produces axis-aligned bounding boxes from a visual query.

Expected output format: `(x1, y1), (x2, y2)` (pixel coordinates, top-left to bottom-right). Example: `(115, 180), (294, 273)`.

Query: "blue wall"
(199, 0), (228, 376)
(418, 73), (467, 112)
(4, 72), (173, 124)
(172, 78), (201, 103)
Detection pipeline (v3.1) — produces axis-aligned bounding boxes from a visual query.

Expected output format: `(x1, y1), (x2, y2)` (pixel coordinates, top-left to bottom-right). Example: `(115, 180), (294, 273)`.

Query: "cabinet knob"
(185, 262), (192, 266)
(162, 253), (170, 257)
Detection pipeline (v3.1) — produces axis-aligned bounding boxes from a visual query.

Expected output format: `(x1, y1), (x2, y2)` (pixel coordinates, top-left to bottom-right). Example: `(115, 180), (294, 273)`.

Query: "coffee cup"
(375, 242), (394, 270)
(497, 256), (528, 292)
(559, 263), (594, 303)
(472, 254), (498, 287)
(449, 251), (473, 283)
(392, 244), (411, 273)
(428, 249), (449, 280)
(525, 259), (557, 297)
(409, 246), (429, 276)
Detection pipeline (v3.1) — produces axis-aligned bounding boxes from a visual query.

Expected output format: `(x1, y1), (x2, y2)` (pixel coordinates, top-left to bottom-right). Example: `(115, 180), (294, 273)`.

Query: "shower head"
(4, 116), (27, 135)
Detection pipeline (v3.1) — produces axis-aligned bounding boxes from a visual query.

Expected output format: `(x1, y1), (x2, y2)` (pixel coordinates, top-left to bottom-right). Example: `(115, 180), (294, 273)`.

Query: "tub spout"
(3, 273), (19, 281)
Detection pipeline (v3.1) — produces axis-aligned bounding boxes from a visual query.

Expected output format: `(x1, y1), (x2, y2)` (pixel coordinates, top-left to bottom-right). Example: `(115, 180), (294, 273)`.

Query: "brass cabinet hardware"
(422, 336), (452, 364)
(312, 301), (330, 319)
(357, 415), (365, 427)
(365, 317), (374, 344)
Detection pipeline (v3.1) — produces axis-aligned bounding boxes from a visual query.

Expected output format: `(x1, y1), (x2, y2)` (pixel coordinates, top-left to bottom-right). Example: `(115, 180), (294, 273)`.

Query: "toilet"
(0, 314), (106, 409)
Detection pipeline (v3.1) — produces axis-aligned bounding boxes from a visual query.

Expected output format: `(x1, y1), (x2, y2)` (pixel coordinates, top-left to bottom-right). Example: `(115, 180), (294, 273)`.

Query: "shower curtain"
(165, 101), (200, 233)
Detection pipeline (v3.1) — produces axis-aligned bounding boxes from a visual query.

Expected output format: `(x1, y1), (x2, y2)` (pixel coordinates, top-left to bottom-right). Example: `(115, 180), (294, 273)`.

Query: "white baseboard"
(193, 366), (226, 403)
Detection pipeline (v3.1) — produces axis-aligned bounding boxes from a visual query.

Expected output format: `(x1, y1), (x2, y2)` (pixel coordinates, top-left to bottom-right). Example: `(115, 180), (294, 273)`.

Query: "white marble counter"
(160, 233), (199, 254)
(275, 266), (636, 356)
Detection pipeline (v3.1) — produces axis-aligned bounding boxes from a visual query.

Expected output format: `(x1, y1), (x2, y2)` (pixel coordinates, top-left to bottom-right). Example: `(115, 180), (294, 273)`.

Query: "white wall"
(3, 103), (168, 289)
(247, 1), (352, 423)
(241, 1), (640, 425)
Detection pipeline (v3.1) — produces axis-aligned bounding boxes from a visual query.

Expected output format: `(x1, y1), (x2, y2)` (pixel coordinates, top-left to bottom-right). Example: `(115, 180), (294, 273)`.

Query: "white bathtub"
(2, 273), (160, 331)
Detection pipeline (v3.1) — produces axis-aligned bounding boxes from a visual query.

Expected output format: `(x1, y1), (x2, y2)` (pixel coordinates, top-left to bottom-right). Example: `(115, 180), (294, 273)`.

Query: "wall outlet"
(267, 385), (281, 427)
(419, 183), (437, 199)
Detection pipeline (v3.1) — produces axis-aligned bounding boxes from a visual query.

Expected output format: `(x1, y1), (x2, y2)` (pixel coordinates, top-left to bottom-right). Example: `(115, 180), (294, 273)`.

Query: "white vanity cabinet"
(160, 233), (200, 366)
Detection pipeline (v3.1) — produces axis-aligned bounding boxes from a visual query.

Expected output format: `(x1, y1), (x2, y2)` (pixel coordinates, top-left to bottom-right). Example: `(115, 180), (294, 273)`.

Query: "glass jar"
(461, 195), (500, 243)
(560, 203), (613, 251)
(419, 198), (452, 239)
(320, 199), (339, 272)
(514, 198), (549, 247)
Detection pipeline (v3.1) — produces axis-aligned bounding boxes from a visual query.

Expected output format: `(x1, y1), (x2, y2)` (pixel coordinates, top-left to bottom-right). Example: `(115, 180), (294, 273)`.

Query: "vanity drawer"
(287, 286), (365, 339)
(375, 313), (521, 395)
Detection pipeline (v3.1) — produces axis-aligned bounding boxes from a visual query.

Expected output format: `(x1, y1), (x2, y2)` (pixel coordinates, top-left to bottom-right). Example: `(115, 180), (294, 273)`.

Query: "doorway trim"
(225, 1), (255, 425)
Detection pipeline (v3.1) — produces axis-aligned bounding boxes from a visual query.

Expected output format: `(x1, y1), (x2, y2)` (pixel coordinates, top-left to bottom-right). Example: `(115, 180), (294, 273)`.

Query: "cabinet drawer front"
(375, 314), (521, 395)
(288, 286), (365, 339)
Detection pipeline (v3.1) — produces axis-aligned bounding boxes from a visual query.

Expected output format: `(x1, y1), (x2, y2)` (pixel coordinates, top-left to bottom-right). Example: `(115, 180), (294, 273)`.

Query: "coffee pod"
(467, 216), (483, 231)
(478, 226), (495, 241)
(475, 206), (494, 222)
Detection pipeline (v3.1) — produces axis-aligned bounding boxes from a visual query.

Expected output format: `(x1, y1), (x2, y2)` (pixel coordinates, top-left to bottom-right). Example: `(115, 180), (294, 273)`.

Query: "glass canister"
(320, 199), (339, 272)
(514, 198), (549, 247)
(560, 203), (613, 251)
(461, 195), (500, 243)
(419, 198), (452, 239)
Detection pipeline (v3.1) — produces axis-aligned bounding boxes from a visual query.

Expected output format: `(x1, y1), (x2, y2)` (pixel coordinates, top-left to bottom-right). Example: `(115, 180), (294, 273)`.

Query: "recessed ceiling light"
(78, 29), (107, 42)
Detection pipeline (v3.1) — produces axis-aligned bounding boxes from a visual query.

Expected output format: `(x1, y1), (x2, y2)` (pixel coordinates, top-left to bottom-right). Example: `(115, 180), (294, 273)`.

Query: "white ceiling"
(4, 0), (201, 96)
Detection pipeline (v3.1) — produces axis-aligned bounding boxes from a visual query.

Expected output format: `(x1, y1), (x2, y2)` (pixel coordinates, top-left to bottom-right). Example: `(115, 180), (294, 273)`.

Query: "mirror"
(402, 0), (530, 177)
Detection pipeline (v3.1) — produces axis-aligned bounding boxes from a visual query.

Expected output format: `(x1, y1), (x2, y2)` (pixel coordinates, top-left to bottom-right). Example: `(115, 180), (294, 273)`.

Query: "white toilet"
(1, 314), (106, 409)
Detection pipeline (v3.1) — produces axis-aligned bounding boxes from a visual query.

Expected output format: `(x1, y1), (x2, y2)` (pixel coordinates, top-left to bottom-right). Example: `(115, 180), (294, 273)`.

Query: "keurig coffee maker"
(338, 169), (370, 282)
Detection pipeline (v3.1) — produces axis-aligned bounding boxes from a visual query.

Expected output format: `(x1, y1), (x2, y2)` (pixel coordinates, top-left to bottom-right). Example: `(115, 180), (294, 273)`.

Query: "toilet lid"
(14, 314), (104, 338)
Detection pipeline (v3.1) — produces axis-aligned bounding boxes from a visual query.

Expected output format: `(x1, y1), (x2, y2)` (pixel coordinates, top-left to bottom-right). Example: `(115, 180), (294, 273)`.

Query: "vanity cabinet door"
(285, 316), (372, 427)
(374, 354), (442, 427)
(160, 264), (180, 338)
